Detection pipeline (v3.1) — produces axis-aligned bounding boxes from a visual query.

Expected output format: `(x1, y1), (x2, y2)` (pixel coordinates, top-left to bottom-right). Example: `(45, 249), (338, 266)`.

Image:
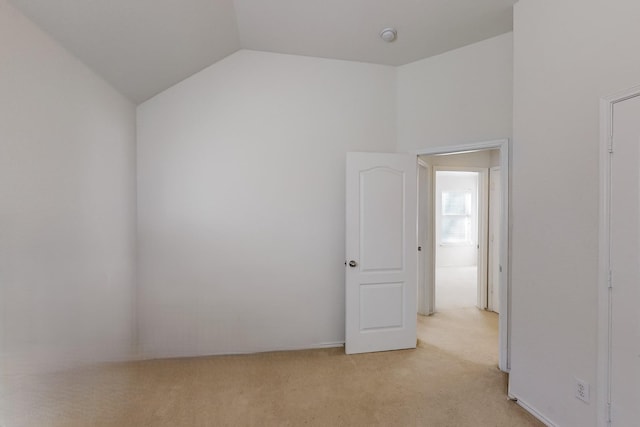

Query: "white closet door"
(610, 95), (640, 426)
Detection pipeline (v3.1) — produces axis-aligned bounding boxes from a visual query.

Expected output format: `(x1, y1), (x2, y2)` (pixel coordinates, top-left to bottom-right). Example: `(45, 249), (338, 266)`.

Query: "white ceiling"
(9, 0), (516, 103)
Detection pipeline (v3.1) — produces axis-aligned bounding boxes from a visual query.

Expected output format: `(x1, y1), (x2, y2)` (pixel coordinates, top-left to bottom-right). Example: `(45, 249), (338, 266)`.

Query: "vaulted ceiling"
(9, 0), (516, 103)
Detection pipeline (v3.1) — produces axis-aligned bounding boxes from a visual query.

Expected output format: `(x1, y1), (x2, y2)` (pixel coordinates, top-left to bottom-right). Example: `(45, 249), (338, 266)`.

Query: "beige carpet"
(1, 310), (542, 427)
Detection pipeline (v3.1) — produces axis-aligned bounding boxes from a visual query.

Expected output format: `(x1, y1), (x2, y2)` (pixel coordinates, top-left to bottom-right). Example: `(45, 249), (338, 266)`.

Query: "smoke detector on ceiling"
(379, 28), (397, 43)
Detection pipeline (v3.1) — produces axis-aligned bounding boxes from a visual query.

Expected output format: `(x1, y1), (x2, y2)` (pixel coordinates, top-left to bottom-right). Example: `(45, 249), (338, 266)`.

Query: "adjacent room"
(2, 0), (640, 426)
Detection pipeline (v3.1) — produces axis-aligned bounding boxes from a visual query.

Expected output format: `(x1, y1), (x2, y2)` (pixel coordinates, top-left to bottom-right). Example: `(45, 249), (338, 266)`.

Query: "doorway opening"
(414, 140), (510, 372)
(435, 169), (482, 311)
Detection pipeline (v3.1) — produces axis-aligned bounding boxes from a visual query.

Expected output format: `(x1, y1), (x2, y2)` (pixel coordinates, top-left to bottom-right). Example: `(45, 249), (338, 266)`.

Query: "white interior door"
(345, 152), (417, 354)
(488, 167), (501, 313)
(609, 95), (640, 425)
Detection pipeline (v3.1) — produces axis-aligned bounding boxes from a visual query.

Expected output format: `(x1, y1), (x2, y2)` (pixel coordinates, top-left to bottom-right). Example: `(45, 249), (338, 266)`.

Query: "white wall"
(137, 50), (396, 358)
(510, 1), (640, 426)
(422, 150), (495, 168)
(0, 1), (137, 374)
(397, 33), (513, 152)
(490, 149), (500, 168)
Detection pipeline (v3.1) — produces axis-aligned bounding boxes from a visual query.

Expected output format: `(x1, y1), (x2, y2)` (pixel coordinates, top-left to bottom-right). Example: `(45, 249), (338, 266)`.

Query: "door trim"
(598, 85), (640, 427)
(488, 166), (502, 313)
(417, 159), (434, 315)
(411, 139), (510, 372)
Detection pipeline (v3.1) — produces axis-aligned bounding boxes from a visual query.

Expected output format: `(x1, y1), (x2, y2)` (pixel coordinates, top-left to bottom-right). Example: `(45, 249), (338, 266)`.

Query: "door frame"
(417, 159), (435, 315)
(598, 85), (640, 427)
(488, 166), (502, 313)
(411, 139), (510, 372)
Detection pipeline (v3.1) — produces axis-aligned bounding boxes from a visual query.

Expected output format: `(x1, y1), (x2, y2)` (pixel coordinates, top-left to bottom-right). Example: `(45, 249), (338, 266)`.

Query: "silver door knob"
(348, 260), (358, 268)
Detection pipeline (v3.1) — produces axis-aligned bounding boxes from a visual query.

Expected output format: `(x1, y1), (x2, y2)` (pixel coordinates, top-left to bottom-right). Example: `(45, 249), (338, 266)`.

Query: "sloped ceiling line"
(9, 0), (515, 103)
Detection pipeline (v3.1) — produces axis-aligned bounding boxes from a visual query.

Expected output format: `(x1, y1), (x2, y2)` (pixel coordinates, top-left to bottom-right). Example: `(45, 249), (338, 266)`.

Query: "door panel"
(360, 283), (404, 330)
(346, 153), (417, 354)
(610, 95), (640, 425)
(360, 168), (404, 271)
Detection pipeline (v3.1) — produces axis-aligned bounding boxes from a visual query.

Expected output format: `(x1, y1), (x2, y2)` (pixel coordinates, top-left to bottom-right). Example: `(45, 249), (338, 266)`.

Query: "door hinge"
(607, 402), (612, 424)
(608, 124), (614, 153)
(608, 134), (614, 154)
(608, 270), (613, 289)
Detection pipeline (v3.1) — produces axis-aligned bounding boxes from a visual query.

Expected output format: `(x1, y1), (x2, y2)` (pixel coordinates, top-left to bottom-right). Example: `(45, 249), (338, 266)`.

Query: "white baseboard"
(1, 347), (138, 376)
(251, 341), (345, 353)
(509, 394), (557, 427)
(140, 341), (346, 361)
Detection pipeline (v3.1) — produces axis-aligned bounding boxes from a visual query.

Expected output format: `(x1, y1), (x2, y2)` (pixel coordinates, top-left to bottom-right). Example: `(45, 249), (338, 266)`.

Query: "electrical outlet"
(575, 378), (590, 403)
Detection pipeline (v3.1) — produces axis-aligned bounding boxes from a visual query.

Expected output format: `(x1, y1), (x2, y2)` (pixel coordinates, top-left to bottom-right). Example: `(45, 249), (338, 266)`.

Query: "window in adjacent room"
(441, 191), (472, 244)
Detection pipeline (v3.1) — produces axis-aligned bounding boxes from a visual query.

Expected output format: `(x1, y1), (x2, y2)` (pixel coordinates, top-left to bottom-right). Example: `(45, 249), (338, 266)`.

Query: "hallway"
(435, 266), (478, 311)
